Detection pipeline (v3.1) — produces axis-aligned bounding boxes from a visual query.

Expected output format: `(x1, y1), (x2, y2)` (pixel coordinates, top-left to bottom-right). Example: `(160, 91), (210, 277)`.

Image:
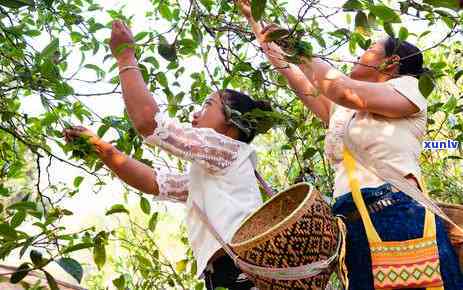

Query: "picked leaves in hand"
(264, 28), (290, 43)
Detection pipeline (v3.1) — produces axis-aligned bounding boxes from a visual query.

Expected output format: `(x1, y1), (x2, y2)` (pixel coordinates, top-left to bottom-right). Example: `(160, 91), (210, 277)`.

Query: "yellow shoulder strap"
(419, 176), (438, 237)
(343, 147), (381, 242)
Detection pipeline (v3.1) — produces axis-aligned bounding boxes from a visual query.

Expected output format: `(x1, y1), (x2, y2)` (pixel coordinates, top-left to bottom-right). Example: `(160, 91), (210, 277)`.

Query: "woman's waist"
(332, 162), (421, 198)
(332, 181), (421, 219)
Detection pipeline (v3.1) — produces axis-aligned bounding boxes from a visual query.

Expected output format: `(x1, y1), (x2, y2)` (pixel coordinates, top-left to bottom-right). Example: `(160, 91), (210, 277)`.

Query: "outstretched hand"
(235, 0), (252, 20)
(110, 20), (135, 60)
(63, 126), (98, 145)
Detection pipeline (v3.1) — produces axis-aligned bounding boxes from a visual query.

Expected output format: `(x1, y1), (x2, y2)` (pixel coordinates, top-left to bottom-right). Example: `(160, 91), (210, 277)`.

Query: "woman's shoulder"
(387, 75), (427, 115)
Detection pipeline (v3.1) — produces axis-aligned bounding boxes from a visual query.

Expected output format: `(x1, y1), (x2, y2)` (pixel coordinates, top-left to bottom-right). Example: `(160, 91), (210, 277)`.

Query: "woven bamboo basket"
(230, 183), (339, 290)
(439, 203), (463, 269)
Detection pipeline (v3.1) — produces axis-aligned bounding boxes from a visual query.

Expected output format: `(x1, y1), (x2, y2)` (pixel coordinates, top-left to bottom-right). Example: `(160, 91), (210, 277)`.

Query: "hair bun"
(254, 100), (272, 111)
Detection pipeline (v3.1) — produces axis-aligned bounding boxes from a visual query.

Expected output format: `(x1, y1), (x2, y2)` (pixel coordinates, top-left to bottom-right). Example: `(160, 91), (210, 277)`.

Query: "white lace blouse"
(143, 112), (263, 277)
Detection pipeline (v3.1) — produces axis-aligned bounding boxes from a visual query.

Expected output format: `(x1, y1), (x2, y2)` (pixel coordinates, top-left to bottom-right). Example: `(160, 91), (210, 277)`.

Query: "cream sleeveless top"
(324, 76), (428, 197)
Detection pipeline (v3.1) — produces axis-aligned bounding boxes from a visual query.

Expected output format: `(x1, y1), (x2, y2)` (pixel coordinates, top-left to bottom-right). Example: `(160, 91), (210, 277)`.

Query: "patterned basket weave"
(439, 203), (463, 269)
(230, 183), (339, 290)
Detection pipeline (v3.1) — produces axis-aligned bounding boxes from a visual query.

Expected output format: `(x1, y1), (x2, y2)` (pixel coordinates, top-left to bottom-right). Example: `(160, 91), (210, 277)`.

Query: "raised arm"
(296, 57), (420, 118)
(110, 20), (158, 137)
(237, 1), (332, 125)
(63, 126), (188, 203)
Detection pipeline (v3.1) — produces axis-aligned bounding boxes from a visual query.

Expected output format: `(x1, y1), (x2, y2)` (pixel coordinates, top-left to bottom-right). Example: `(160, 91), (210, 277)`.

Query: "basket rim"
(438, 202), (463, 209)
(229, 182), (314, 248)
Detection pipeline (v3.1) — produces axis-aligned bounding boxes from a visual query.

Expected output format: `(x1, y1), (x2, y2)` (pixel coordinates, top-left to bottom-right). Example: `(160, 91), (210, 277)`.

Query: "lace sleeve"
(154, 168), (189, 203)
(143, 112), (243, 174)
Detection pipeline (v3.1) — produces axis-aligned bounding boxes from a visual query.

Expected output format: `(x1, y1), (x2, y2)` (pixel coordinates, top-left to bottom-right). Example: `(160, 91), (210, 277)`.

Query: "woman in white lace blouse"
(63, 20), (273, 290)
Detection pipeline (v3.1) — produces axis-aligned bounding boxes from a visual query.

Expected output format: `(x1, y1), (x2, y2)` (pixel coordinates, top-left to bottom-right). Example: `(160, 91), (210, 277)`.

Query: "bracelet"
(119, 65), (140, 74)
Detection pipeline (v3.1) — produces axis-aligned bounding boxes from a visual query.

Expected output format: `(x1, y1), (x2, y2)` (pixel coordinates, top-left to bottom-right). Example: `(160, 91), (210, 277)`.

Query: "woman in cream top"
(325, 75), (428, 197)
(238, 2), (463, 289)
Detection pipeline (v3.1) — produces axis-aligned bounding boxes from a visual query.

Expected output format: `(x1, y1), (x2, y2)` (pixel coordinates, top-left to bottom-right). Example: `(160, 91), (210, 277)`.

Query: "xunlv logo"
(423, 140), (460, 150)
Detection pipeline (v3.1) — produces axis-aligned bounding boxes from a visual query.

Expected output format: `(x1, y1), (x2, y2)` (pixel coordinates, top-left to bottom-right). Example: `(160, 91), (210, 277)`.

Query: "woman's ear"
(385, 55), (400, 72)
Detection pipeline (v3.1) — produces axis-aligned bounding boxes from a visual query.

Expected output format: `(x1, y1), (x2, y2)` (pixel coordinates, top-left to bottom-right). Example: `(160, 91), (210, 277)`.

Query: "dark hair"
(220, 89), (272, 143)
(384, 37), (428, 78)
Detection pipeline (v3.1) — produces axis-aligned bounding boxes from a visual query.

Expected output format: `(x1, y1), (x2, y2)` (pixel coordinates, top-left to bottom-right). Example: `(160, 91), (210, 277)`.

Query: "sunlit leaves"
(370, 5), (401, 23)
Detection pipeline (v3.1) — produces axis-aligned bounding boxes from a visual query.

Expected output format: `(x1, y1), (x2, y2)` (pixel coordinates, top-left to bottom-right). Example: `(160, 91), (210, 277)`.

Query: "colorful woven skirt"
(332, 183), (463, 290)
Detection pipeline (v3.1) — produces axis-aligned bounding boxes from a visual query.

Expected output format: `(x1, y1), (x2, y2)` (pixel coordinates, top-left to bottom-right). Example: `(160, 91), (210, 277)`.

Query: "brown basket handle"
(191, 201), (341, 280)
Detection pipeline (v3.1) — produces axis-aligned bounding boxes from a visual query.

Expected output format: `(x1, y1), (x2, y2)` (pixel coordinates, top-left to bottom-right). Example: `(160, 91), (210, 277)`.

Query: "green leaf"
(159, 3), (172, 20)
(342, 0), (363, 10)
(7, 201), (36, 211)
(41, 38), (59, 59)
(354, 11), (369, 35)
(84, 64), (105, 79)
(199, 0), (213, 11)
(10, 210), (26, 228)
(93, 234), (106, 270)
(148, 212), (158, 232)
(0, 223), (17, 239)
(424, 0), (460, 10)
(190, 259), (197, 276)
(370, 5), (401, 23)
(158, 41), (177, 62)
(56, 257), (83, 283)
(454, 70), (463, 82)
(73, 176), (84, 188)
(62, 242), (94, 254)
(383, 22), (395, 37)
(44, 271), (59, 290)
(398, 27), (409, 41)
(30, 250), (44, 266)
(195, 282), (205, 290)
(10, 263), (30, 284)
(105, 204), (129, 215)
(0, 0), (34, 9)
(156, 72), (169, 88)
(112, 274), (126, 290)
(140, 196), (151, 215)
(175, 259), (188, 273)
(97, 124), (110, 138)
(443, 96), (457, 113)
(418, 74), (435, 98)
(251, 0), (266, 22)
(134, 32), (149, 42)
